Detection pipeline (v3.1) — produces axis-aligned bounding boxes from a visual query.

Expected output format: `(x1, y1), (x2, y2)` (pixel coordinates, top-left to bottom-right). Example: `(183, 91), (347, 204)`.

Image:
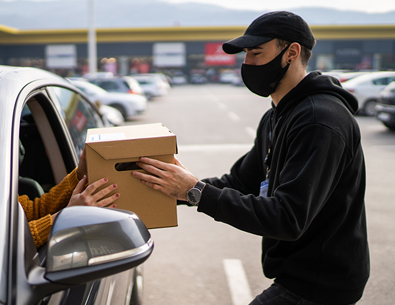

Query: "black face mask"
(241, 45), (290, 97)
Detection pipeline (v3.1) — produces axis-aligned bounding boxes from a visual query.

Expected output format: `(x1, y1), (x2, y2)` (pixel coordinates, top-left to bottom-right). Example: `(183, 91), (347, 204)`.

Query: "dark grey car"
(0, 65), (153, 305)
(376, 81), (395, 131)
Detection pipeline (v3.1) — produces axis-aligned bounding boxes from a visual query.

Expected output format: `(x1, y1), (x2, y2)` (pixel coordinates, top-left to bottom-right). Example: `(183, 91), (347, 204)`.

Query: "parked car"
(321, 70), (351, 79)
(337, 71), (369, 83)
(157, 73), (173, 87)
(341, 71), (395, 116)
(189, 73), (208, 84)
(0, 65), (153, 305)
(133, 73), (170, 100)
(84, 76), (145, 95)
(82, 71), (114, 79)
(231, 71), (244, 86)
(69, 79), (147, 120)
(99, 104), (125, 126)
(321, 71), (369, 83)
(375, 81), (395, 130)
(87, 76), (146, 97)
(219, 70), (239, 83)
(170, 71), (188, 85)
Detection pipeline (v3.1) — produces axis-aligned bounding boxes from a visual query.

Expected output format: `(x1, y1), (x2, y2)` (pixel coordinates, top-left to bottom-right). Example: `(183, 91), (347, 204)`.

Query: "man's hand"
(132, 156), (198, 201)
(76, 147), (87, 180)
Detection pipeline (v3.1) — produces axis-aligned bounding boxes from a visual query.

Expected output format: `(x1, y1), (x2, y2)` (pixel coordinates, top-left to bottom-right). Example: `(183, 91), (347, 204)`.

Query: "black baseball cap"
(223, 11), (315, 54)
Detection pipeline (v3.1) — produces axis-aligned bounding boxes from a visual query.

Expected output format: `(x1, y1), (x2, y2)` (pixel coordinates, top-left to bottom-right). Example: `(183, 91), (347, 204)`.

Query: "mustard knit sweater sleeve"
(18, 168), (80, 248)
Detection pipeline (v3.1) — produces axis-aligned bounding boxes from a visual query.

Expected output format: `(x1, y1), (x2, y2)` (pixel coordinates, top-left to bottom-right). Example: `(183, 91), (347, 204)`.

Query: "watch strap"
(194, 180), (206, 192)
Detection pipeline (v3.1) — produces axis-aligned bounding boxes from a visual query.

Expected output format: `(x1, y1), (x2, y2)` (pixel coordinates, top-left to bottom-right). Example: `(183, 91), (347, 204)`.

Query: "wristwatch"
(187, 181), (206, 206)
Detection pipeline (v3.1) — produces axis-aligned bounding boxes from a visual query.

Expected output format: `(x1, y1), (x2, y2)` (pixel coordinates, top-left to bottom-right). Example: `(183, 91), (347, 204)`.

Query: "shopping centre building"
(0, 23), (394, 77)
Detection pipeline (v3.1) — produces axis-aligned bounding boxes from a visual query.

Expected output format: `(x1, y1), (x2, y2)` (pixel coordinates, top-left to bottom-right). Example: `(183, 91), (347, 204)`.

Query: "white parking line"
(245, 127), (256, 138)
(223, 259), (253, 305)
(218, 102), (228, 110)
(228, 111), (241, 121)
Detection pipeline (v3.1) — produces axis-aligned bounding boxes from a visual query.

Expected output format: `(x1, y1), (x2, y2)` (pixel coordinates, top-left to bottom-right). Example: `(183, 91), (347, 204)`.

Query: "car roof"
(0, 65), (69, 121)
(342, 71), (395, 84)
(384, 81), (395, 90)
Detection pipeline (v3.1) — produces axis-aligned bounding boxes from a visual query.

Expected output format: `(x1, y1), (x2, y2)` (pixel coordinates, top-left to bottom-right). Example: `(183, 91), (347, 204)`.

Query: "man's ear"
(286, 43), (301, 64)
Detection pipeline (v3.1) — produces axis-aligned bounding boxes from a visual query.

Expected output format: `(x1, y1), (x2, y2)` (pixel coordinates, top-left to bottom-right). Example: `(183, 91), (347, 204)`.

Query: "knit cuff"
(29, 214), (53, 248)
(69, 168), (80, 187)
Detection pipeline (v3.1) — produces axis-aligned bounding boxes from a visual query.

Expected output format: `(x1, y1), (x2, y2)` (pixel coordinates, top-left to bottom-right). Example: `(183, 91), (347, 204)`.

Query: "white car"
(219, 70), (239, 83)
(133, 74), (170, 100)
(100, 104), (125, 126)
(341, 71), (395, 116)
(171, 72), (188, 85)
(69, 79), (147, 120)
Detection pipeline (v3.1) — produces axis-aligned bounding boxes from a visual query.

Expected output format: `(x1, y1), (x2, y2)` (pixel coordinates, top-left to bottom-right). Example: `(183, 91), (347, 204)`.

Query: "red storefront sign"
(204, 43), (236, 66)
(72, 109), (87, 132)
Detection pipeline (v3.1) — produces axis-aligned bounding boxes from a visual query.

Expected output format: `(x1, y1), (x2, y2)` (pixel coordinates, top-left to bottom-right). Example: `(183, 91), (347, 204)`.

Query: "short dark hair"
(276, 39), (313, 68)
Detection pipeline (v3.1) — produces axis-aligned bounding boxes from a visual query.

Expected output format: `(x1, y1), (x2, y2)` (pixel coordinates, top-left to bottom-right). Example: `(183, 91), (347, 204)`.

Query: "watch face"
(187, 188), (201, 204)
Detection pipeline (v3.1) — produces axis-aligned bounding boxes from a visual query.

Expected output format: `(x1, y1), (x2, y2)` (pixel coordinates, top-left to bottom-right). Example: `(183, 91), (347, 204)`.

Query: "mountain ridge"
(0, 0), (394, 30)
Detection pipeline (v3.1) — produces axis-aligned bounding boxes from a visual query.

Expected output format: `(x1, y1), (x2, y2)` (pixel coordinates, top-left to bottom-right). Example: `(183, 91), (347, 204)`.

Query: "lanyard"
(265, 112), (282, 180)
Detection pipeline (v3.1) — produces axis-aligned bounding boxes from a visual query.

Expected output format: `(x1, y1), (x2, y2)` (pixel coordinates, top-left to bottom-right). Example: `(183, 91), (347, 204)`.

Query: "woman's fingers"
(83, 177), (109, 196)
(96, 192), (120, 207)
(72, 175), (88, 195)
(91, 183), (119, 203)
(68, 177), (120, 208)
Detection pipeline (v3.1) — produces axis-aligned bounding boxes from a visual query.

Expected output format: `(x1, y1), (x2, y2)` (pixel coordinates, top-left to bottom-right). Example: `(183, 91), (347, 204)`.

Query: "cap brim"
(222, 35), (274, 54)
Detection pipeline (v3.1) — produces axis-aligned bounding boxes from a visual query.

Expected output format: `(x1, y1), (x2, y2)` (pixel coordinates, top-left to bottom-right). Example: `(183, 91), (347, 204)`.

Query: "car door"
(10, 82), (136, 305)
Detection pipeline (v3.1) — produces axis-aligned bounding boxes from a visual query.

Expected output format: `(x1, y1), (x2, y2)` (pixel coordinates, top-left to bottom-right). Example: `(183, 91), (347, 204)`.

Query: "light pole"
(88, 0), (97, 74)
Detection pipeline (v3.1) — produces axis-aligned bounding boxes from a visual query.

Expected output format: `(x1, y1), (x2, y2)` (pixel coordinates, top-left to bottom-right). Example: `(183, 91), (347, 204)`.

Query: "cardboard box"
(85, 123), (178, 229)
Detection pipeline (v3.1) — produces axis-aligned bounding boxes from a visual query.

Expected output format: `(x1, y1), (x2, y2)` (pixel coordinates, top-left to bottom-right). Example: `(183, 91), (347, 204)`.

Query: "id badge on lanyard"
(259, 179), (269, 198)
(260, 114), (278, 198)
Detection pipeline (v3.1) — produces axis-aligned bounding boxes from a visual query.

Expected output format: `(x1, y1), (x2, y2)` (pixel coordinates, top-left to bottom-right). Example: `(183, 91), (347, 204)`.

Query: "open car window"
(20, 94), (70, 190)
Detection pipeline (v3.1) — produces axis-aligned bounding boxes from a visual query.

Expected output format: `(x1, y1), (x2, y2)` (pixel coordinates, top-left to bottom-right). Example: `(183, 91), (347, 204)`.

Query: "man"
(132, 11), (369, 305)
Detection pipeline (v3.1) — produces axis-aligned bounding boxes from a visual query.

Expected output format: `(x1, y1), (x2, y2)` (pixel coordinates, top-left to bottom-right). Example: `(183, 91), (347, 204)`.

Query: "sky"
(162, 0), (395, 13)
(1, 0), (395, 13)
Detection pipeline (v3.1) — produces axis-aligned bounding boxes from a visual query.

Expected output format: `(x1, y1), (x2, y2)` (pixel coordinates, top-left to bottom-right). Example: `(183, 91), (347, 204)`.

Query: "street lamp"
(88, 0), (97, 74)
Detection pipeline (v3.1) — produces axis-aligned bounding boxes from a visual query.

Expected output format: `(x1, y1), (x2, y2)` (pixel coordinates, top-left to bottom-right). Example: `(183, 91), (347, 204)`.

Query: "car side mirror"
(44, 206), (153, 285)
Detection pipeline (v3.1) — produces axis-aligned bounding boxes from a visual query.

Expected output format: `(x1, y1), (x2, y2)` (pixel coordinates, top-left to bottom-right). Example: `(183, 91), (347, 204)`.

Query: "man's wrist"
(187, 181), (206, 206)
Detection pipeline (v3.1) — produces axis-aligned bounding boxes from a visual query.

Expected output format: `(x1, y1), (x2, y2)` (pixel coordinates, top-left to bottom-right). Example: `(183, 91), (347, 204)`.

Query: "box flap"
(86, 123), (177, 160)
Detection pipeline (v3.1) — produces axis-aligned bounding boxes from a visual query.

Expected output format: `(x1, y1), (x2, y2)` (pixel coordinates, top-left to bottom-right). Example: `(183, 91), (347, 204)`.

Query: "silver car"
(133, 74), (170, 100)
(0, 65), (153, 305)
(69, 79), (147, 120)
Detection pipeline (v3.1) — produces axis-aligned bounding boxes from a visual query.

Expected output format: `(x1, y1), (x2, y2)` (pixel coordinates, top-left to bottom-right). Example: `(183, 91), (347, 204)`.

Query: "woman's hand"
(67, 176), (120, 208)
(51, 176), (119, 223)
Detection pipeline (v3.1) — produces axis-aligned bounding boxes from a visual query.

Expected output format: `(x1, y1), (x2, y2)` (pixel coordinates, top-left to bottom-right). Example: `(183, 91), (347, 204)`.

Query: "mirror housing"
(44, 206), (153, 285)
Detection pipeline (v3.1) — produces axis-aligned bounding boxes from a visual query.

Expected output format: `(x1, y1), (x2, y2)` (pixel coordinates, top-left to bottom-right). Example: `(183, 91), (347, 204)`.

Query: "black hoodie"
(197, 72), (369, 304)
